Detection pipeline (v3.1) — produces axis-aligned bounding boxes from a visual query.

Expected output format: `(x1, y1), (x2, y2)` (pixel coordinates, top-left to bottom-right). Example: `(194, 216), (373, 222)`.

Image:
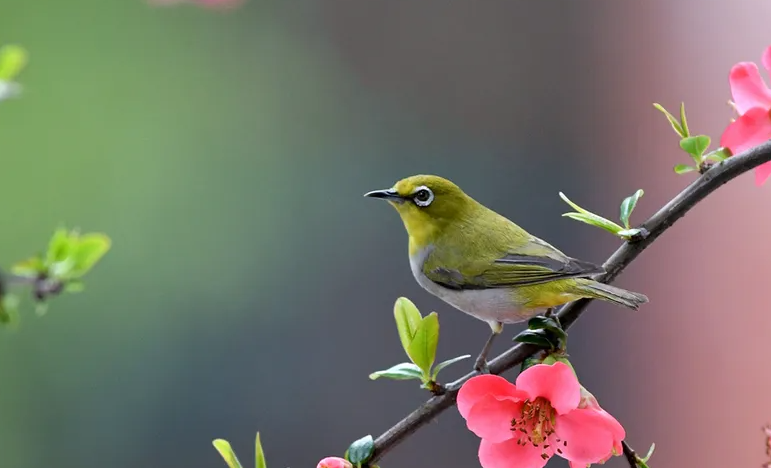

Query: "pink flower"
(720, 46), (771, 185)
(317, 457), (352, 468)
(457, 362), (626, 468)
(572, 387), (625, 468)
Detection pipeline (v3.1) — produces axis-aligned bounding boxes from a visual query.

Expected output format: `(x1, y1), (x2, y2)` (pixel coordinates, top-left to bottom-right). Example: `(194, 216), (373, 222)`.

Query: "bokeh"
(1, 1), (770, 468)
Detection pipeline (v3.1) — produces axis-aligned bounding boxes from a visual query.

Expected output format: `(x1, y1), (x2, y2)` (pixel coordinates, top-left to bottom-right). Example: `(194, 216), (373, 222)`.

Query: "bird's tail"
(573, 278), (648, 310)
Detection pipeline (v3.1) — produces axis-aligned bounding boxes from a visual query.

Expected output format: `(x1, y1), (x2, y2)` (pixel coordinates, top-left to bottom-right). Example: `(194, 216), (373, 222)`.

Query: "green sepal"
(369, 362), (424, 381)
(0, 44), (28, 81)
(393, 297), (422, 356)
(345, 435), (375, 467)
(520, 353), (546, 372)
(673, 164), (696, 174)
(679, 135), (711, 164)
(430, 354), (471, 380)
(653, 103), (687, 138)
(255, 433), (267, 468)
(512, 329), (556, 349)
(212, 439), (245, 468)
(619, 189), (644, 229)
(406, 312), (439, 375)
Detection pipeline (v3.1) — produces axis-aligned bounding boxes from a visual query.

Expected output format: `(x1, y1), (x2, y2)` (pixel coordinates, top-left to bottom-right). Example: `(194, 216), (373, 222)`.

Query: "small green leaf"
(673, 164), (696, 174)
(212, 439), (244, 468)
(46, 228), (73, 266)
(407, 312), (439, 375)
(255, 432), (267, 468)
(679, 102), (690, 137)
(642, 442), (656, 462)
(705, 148), (730, 162)
(562, 213), (624, 235)
(558, 192), (591, 215)
(0, 294), (20, 328)
(513, 330), (555, 349)
(64, 280), (85, 293)
(0, 45), (28, 81)
(11, 256), (45, 277)
(679, 135), (711, 163)
(346, 435), (375, 466)
(393, 297), (422, 355)
(431, 354), (471, 380)
(527, 315), (561, 331)
(69, 233), (111, 277)
(619, 189), (644, 229)
(369, 362), (424, 381)
(653, 103), (686, 138)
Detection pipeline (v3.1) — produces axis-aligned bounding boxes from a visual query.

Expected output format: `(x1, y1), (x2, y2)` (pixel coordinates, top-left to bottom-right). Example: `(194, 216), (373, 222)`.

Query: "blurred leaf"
(679, 102), (690, 137)
(213, 439), (244, 468)
(34, 302), (49, 316)
(393, 297), (422, 356)
(346, 435), (375, 467)
(0, 44), (28, 81)
(513, 329), (555, 349)
(11, 255), (45, 277)
(653, 103), (686, 138)
(0, 294), (20, 328)
(619, 189), (644, 229)
(407, 312), (439, 375)
(69, 233), (111, 277)
(431, 354), (470, 380)
(64, 280), (85, 293)
(679, 135), (711, 163)
(673, 164), (696, 174)
(255, 433), (267, 468)
(369, 362), (424, 381)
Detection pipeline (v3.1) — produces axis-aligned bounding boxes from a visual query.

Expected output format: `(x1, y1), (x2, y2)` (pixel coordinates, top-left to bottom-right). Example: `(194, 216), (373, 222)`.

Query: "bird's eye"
(413, 187), (434, 207)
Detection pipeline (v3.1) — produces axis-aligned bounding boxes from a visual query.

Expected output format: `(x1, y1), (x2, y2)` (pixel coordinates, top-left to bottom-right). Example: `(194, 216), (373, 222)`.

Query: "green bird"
(365, 174), (648, 371)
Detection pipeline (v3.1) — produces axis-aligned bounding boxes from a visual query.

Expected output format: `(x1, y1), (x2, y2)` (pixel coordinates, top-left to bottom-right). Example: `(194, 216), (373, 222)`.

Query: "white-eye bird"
(365, 175), (648, 371)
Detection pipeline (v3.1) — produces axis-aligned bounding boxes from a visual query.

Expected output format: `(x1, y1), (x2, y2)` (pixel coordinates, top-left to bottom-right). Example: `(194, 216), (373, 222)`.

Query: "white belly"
(409, 246), (535, 326)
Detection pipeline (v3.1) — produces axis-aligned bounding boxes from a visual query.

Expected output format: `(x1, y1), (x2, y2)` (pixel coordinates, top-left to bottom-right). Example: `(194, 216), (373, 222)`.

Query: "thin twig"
(622, 441), (639, 468)
(369, 139), (771, 463)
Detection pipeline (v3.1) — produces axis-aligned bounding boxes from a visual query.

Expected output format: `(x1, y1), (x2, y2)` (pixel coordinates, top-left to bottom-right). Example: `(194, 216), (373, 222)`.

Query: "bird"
(364, 174), (648, 371)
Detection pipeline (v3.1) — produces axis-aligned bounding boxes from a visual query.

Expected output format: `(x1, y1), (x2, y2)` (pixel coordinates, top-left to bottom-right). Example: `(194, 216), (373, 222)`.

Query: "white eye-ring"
(412, 186), (434, 207)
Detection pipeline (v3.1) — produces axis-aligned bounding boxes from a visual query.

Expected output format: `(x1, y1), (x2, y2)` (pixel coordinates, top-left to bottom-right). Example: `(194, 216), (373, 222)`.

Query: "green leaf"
(679, 102), (690, 137)
(527, 315), (561, 331)
(0, 45), (28, 81)
(0, 294), (20, 328)
(642, 442), (656, 462)
(673, 164), (696, 174)
(346, 435), (375, 466)
(393, 297), (422, 355)
(212, 439), (244, 468)
(653, 103), (686, 138)
(562, 213), (624, 235)
(369, 362), (424, 381)
(64, 280), (85, 293)
(407, 312), (439, 375)
(705, 148), (730, 162)
(11, 256), (45, 277)
(255, 432), (267, 468)
(619, 189), (644, 229)
(679, 135), (711, 163)
(513, 330), (555, 349)
(431, 354), (471, 380)
(69, 233), (111, 277)
(46, 228), (73, 266)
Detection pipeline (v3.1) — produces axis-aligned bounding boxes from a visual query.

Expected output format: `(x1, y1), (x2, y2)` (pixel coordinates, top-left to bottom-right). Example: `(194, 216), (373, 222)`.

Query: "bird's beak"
(364, 188), (405, 202)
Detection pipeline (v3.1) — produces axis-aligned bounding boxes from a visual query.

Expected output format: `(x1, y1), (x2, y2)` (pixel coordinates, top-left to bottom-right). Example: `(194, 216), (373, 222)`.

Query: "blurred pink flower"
(720, 46), (771, 185)
(148, 0), (243, 9)
(316, 457), (352, 468)
(457, 362), (626, 468)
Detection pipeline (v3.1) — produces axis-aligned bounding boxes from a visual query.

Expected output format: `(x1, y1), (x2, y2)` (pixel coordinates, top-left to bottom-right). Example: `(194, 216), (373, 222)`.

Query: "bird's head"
(365, 175), (477, 246)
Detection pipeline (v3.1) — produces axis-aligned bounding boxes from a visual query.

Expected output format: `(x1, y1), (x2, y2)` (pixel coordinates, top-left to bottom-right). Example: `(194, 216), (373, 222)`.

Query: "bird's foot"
(473, 327), (499, 374)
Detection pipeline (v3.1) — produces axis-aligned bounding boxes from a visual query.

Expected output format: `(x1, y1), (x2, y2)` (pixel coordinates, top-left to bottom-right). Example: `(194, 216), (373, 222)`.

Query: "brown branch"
(622, 441), (639, 468)
(369, 139), (771, 463)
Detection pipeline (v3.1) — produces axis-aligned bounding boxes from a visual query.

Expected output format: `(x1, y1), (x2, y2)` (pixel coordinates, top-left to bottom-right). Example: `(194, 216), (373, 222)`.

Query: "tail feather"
(574, 279), (648, 310)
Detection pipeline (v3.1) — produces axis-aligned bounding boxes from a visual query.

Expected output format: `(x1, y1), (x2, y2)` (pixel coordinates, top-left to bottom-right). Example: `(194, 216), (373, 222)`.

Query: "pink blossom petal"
(465, 395), (522, 443)
(554, 409), (618, 465)
(478, 438), (550, 468)
(756, 162), (771, 185)
(763, 46), (771, 75)
(720, 106), (771, 162)
(515, 363), (580, 415)
(729, 62), (771, 114)
(457, 375), (528, 419)
(317, 458), (352, 468)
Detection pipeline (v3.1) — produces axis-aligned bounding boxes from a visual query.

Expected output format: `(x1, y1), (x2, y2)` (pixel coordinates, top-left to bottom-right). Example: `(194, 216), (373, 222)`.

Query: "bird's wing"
(422, 237), (604, 290)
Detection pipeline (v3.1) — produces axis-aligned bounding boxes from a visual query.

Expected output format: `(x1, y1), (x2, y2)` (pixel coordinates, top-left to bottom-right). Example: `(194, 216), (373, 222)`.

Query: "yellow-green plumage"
(365, 174), (648, 334)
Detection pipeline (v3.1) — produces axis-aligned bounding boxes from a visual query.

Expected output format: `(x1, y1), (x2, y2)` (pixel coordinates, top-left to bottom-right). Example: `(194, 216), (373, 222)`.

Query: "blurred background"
(1, 1), (770, 467)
